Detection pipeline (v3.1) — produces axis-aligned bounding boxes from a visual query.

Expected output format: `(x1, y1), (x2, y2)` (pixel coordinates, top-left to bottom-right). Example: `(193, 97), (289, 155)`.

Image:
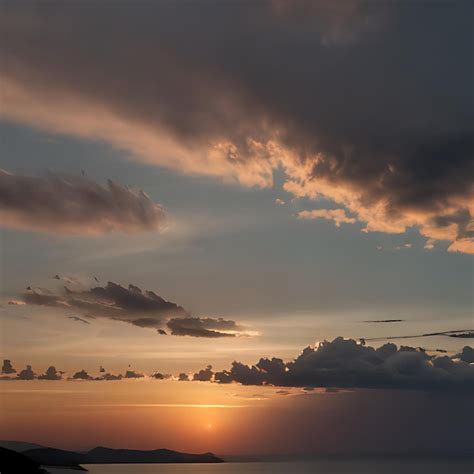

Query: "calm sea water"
(47, 458), (474, 474)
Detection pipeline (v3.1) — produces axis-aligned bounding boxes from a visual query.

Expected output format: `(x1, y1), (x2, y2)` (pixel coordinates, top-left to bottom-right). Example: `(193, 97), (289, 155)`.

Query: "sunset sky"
(0, 0), (473, 456)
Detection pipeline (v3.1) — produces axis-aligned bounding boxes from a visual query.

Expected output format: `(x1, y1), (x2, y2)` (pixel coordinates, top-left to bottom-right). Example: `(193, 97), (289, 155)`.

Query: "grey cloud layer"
(0, 170), (166, 235)
(211, 338), (474, 393)
(0, 1), (472, 251)
(167, 317), (243, 338)
(20, 280), (247, 338)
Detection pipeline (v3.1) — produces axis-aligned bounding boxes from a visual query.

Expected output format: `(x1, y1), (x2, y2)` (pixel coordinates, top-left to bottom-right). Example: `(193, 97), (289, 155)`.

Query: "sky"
(0, 0), (473, 456)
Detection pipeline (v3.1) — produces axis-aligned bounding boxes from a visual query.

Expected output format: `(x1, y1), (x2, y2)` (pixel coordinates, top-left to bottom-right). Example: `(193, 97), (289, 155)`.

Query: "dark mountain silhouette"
(0, 447), (47, 474)
(0, 440), (45, 452)
(23, 448), (88, 471)
(3, 440), (224, 468)
(86, 446), (224, 463)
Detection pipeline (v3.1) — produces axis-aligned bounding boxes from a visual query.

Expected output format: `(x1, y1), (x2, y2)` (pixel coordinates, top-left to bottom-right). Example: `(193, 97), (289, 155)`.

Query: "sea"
(47, 458), (474, 474)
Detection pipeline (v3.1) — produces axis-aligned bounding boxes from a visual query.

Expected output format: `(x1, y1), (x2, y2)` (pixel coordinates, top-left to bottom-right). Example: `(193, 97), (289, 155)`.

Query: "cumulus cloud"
(17, 365), (36, 380)
(151, 372), (172, 380)
(457, 347), (474, 364)
(0, 2), (471, 251)
(210, 338), (474, 392)
(0, 170), (167, 235)
(178, 373), (190, 382)
(72, 369), (92, 380)
(17, 280), (248, 338)
(298, 209), (357, 227)
(2, 359), (16, 374)
(101, 373), (122, 381)
(38, 366), (62, 380)
(124, 370), (144, 379)
(193, 365), (214, 382)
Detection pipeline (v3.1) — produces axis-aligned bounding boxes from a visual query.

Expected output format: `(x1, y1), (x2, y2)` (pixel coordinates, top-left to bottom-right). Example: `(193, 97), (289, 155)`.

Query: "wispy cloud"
(0, 170), (167, 235)
(15, 279), (250, 338)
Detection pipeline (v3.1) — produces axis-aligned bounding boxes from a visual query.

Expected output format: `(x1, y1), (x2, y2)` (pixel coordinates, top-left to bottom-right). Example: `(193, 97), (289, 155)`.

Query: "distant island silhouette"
(0, 440), (224, 471)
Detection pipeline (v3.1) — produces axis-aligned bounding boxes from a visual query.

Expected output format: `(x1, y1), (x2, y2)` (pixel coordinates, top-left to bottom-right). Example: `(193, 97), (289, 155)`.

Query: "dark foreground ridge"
(86, 446), (223, 464)
(1, 441), (224, 470)
(0, 447), (47, 474)
(24, 448), (88, 471)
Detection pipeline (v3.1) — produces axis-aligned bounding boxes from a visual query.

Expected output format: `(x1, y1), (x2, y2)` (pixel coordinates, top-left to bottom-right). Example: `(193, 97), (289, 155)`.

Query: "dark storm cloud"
(0, 1), (472, 251)
(167, 317), (243, 338)
(19, 281), (248, 338)
(210, 338), (474, 392)
(0, 170), (167, 235)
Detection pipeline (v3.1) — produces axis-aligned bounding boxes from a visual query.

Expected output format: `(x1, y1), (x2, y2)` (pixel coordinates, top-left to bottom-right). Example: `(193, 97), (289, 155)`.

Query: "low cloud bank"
(2, 339), (472, 392)
(210, 338), (474, 392)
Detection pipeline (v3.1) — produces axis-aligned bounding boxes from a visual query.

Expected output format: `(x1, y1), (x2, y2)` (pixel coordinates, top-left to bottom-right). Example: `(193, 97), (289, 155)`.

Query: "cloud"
(298, 209), (357, 227)
(193, 365), (214, 382)
(72, 369), (92, 380)
(363, 329), (474, 342)
(0, 2), (471, 252)
(18, 280), (248, 338)
(22, 281), (186, 329)
(68, 316), (90, 324)
(124, 370), (144, 379)
(38, 366), (62, 380)
(167, 317), (246, 338)
(2, 359), (16, 374)
(178, 373), (190, 381)
(457, 347), (474, 364)
(0, 170), (167, 235)
(7, 300), (25, 306)
(17, 365), (36, 380)
(424, 238), (436, 250)
(210, 338), (474, 392)
(101, 373), (122, 381)
(362, 320), (404, 323)
(151, 372), (172, 380)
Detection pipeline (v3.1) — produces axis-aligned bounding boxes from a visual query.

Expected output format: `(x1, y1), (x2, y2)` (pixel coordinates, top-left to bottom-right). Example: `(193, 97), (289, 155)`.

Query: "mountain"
(2, 440), (224, 467)
(86, 446), (224, 463)
(0, 440), (46, 452)
(0, 447), (48, 474)
(23, 448), (88, 471)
